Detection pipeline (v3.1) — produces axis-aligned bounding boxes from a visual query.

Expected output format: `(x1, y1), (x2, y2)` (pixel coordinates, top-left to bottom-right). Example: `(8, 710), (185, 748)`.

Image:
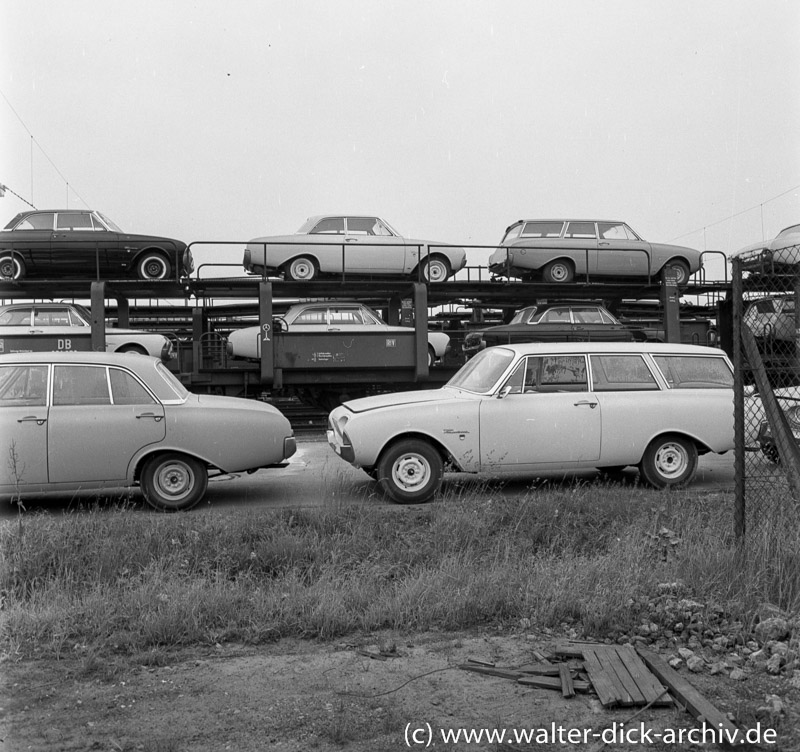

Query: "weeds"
(1, 482), (798, 659)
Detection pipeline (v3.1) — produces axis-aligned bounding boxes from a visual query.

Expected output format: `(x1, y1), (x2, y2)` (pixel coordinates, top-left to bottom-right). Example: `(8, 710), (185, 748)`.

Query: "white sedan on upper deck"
(242, 215), (467, 282)
(328, 342), (734, 503)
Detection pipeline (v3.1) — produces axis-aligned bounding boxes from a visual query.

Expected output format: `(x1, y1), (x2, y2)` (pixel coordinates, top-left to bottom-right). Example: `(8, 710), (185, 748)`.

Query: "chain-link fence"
(732, 239), (800, 539)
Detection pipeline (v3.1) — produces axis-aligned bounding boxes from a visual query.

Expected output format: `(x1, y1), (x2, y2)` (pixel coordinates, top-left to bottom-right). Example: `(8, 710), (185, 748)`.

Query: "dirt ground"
(2, 629), (794, 752)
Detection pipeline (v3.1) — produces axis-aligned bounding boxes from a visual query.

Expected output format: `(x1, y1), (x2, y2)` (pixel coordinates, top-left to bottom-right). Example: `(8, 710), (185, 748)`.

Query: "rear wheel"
(377, 439), (443, 504)
(420, 256), (451, 283)
(285, 256), (318, 281)
(542, 260), (574, 283)
(141, 452), (208, 511)
(0, 254), (25, 280)
(661, 259), (690, 285)
(638, 434), (697, 488)
(117, 344), (148, 355)
(138, 252), (171, 280)
(427, 345), (436, 368)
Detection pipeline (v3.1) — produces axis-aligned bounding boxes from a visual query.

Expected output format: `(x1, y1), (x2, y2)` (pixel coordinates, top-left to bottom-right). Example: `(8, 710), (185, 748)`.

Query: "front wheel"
(419, 256), (451, 283)
(377, 439), (443, 504)
(141, 452), (208, 511)
(138, 252), (171, 280)
(638, 434), (697, 488)
(0, 254), (26, 280)
(285, 256), (318, 281)
(542, 260), (574, 283)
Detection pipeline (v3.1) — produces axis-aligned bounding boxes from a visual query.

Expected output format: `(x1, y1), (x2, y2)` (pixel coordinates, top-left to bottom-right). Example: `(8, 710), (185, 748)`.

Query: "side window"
(53, 365), (111, 406)
(597, 222), (635, 240)
(16, 213), (54, 230)
(653, 356), (733, 389)
(0, 365), (48, 406)
(56, 213), (93, 230)
(540, 309), (572, 323)
(310, 218), (344, 235)
(110, 368), (156, 405)
(0, 308), (32, 326)
(520, 221), (563, 238)
(346, 217), (378, 235)
(574, 308), (604, 324)
(565, 222), (597, 239)
(293, 308), (328, 325)
(516, 356), (588, 393)
(33, 308), (71, 326)
(590, 355), (659, 391)
(329, 307), (364, 325)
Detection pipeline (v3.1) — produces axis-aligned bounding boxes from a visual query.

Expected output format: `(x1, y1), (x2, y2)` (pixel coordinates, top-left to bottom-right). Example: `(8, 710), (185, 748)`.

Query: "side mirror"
(497, 385), (513, 399)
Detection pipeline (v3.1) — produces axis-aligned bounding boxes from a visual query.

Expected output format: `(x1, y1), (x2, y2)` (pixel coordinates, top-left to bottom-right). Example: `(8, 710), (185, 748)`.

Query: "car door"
(50, 212), (118, 277)
(561, 221), (599, 275)
(0, 363), (50, 488)
(5, 212), (54, 275)
(47, 364), (165, 483)
(478, 354), (601, 468)
(340, 217), (406, 274)
(595, 222), (652, 277)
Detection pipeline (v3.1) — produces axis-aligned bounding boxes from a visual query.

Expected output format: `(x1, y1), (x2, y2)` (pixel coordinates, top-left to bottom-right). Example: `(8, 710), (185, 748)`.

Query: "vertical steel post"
(731, 258), (746, 540)
(259, 280), (274, 386)
(89, 281), (107, 352)
(413, 282), (428, 380)
(660, 272), (681, 343)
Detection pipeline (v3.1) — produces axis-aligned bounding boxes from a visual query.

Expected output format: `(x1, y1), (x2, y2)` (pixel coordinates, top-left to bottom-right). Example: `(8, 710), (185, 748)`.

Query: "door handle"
(136, 412), (163, 422)
(573, 400), (597, 409)
(345, 238), (357, 242)
(18, 416), (47, 425)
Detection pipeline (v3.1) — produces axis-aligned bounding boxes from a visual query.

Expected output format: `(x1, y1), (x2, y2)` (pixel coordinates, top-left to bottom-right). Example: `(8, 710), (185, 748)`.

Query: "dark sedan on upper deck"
(0, 210), (193, 281)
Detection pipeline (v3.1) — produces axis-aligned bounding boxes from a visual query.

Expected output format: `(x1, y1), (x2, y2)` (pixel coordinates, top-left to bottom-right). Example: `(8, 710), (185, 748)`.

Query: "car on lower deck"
(462, 302), (645, 357)
(327, 342), (734, 503)
(0, 210), (193, 281)
(488, 219), (702, 284)
(0, 303), (175, 360)
(0, 352), (296, 511)
(226, 301), (450, 367)
(242, 215), (467, 282)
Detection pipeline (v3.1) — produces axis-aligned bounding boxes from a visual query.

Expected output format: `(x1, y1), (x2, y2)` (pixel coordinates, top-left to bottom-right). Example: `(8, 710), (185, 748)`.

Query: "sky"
(1, 0), (799, 279)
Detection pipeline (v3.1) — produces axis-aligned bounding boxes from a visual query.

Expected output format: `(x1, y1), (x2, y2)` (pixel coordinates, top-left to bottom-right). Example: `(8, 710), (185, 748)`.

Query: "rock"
(678, 647), (694, 661)
(754, 617), (790, 644)
(668, 657), (683, 670)
(766, 654), (783, 675)
(730, 668), (746, 681)
(756, 694), (784, 721)
(687, 655), (705, 673)
(709, 661), (728, 676)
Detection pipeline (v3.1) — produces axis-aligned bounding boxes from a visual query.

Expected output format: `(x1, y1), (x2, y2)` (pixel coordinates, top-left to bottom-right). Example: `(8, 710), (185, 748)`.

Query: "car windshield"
(447, 347), (515, 393)
(95, 212), (123, 232)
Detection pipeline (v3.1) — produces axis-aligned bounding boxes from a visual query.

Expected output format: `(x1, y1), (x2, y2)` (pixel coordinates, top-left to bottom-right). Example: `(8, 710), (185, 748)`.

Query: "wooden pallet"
(555, 643), (672, 708)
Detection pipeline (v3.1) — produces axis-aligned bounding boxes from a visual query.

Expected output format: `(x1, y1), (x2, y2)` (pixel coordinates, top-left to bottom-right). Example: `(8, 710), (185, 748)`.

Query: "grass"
(2, 479), (799, 660)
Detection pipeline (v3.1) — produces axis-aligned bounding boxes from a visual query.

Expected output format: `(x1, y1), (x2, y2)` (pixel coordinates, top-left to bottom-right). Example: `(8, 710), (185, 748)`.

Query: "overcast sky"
(1, 0), (798, 276)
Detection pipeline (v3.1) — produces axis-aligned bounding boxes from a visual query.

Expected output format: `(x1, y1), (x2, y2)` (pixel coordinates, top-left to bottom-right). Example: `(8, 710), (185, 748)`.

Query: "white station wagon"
(327, 342), (734, 503)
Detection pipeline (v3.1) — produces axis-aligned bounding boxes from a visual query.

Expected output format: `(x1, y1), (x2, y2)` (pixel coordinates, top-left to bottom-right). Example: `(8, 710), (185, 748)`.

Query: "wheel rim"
(424, 259), (448, 282)
(153, 461), (195, 502)
(653, 442), (689, 480)
(0, 258), (20, 279)
(142, 257), (167, 279)
(550, 264), (570, 282)
(668, 264), (688, 284)
(391, 453), (431, 491)
(289, 259), (315, 280)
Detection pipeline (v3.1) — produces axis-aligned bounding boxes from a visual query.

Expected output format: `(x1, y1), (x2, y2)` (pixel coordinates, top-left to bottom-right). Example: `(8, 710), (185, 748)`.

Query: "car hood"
(343, 386), (466, 414)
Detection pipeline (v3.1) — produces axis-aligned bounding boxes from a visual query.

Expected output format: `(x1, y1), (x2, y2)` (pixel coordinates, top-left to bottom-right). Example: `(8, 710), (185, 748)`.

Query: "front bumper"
(326, 428), (355, 463)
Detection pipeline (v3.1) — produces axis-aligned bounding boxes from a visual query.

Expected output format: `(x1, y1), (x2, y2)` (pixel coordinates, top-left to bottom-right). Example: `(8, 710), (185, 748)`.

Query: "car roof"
(0, 351), (158, 367)
(497, 342), (724, 356)
(510, 219), (625, 225)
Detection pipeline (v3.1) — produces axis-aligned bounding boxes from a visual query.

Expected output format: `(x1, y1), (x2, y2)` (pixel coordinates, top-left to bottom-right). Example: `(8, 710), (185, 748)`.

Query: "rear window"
(520, 221), (563, 238)
(653, 355), (733, 389)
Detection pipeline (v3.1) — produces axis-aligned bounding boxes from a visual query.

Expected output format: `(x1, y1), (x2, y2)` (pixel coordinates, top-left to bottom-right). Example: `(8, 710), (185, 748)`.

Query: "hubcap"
(0, 259), (18, 279)
(291, 261), (314, 280)
(392, 453), (430, 491)
(424, 261), (447, 282)
(155, 462), (194, 500)
(144, 259), (166, 278)
(551, 265), (569, 282)
(654, 443), (688, 480)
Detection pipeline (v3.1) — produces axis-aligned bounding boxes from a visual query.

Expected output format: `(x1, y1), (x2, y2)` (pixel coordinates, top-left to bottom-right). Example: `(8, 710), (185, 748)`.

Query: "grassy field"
(2, 480), (799, 661)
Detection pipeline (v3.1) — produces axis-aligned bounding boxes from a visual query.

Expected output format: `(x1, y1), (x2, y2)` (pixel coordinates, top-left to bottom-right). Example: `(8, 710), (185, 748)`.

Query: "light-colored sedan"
(488, 219), (702, 284)
(0, 352), (296, 511)
(328, 342), (734, 503)
(242, 215), (467, 282)
(227, 302), (450, 367)
(0, 303), (175, 360)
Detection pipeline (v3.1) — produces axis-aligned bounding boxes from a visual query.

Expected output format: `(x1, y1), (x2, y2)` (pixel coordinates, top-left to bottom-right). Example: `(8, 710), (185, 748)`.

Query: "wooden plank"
(459, 664), (522, 680)
(616, 645), (672, 706)
(581, 649), (623, 707)
(518, 675), (591, 693)
(559, 664), (575, 698)
(595, 648), (645, 706)
(636, 648), (740, 737)
(514, 664), (562, 676)
(554, 642), (598, 658)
